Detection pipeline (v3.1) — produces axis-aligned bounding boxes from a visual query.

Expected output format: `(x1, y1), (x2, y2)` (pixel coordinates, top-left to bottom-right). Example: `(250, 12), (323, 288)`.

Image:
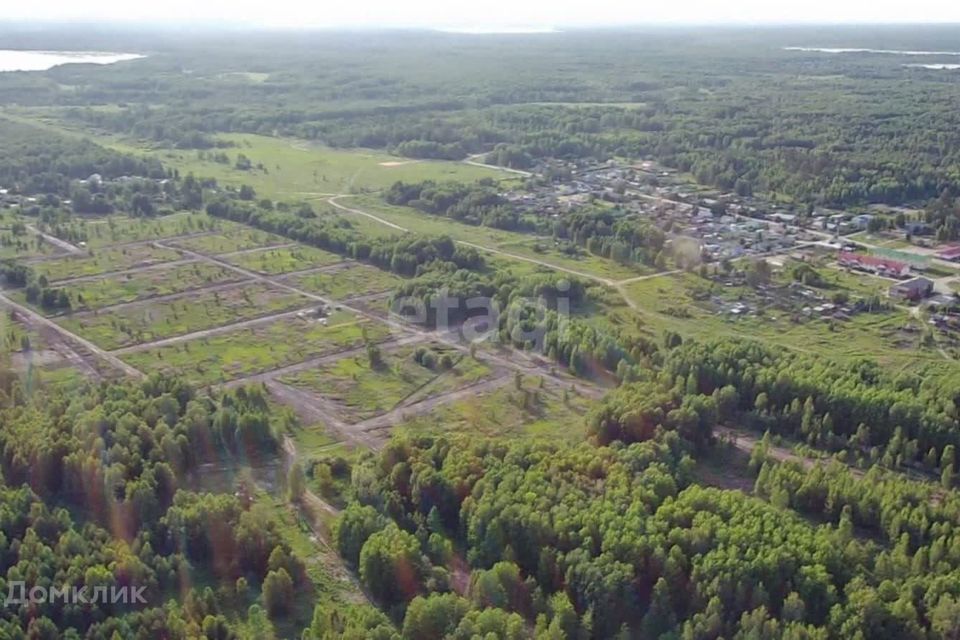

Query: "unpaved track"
(462, 153), (533, 177)
(216, 242), (298, 258)
(27, 224), (83, 255)
(327, 195), (408, 232)
(0, 291), (144, 379)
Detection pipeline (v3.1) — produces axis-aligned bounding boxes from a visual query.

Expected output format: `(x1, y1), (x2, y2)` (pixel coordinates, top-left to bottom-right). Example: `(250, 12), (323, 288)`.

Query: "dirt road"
(0, 291), (144, 379)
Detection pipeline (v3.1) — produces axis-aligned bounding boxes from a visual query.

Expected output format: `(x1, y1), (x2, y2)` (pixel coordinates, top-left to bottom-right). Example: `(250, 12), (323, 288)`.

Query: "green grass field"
(61, 212), (221, 248)
(122, 311), (392, 385)
(392, 379), (592, 441)
(280, 343), (491, 422)
(223, 245), (344, 275)
(35, 243), (184, 281)
(168, 226), (290, 255)
(283, 263), (403, 299)
(59, 282), (311, 349)
(614, 266), (944, 371)
(150, 133), (510, 198)
(13, 261), (243, 312)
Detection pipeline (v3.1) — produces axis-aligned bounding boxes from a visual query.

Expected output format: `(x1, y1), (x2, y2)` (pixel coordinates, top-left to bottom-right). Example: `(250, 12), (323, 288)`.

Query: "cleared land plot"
(223, 245), (343, 275)
(58, 212), (221, 248)
(167, 226), (290, 254)
(0, 231), (61, 260)
(36, 243), (183, 281)
(344, 196), (649, 281)
(16, 261), (244, 312)
(390, 380), (592, 441)
(122, 311), (392, 385)
(279, 342), (492, 422)
(615, 267), (942, 370)
(59, 282), (311, 350)
(282, 263), (403, 299)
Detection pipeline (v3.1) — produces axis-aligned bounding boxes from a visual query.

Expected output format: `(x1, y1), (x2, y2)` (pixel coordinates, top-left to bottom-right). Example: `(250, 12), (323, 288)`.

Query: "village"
(502, 155), (960, 340)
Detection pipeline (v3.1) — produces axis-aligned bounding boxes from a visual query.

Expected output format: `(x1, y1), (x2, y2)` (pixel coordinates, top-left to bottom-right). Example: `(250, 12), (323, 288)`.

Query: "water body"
(904, 63), (960, 70)
(784, 47), (960, 56)
(0, 50), (144, 72)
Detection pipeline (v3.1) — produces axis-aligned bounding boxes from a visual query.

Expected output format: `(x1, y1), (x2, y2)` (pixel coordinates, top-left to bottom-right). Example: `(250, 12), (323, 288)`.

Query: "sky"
(4, 0), (960, 30)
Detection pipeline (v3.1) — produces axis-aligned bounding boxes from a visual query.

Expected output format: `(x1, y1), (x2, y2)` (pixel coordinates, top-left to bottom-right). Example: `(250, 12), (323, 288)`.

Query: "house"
(838, 251), (911, 278)
(889, 277), (934, 301)
(937, 245), (960, 262)
(853, 214), (874, 230)
(905, 221), (933, 236)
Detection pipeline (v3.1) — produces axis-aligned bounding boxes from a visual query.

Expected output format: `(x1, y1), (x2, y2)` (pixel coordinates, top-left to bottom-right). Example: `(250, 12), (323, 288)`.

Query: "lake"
(0, 50), (144, 72)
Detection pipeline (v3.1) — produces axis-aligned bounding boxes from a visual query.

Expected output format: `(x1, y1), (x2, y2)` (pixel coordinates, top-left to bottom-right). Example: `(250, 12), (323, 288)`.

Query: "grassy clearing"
(223, 245), (344, 275)
(61, 212), (222, 248)
(615, 266), (944, 370)
(283, 263), (403, 299)
(36, 243), (183, 281)
(346, 196), (648, 281)
(14, 261), (243, 312)
(280, 343), (491, 422)
(393, 379), (592, 440)
(59, 282), (311, 350)
(167, 226), (290, 254)
(0, 225), (61, 259)
(122, 311), (392, 385)
(148, 133), (508, 198)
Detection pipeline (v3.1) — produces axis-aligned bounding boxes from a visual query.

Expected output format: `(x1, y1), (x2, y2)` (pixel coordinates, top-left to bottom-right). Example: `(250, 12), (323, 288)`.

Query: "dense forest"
(4, 27), (960, 208)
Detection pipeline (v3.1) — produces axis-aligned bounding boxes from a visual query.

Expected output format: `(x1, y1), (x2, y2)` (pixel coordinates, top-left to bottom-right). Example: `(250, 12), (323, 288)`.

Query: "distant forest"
(4, 26), (960, 207)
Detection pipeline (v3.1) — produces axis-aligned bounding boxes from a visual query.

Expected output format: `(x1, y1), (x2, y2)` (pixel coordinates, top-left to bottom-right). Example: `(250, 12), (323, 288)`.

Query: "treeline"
(385, 179), (667, 267)
(386, 180), (530, 231)
(205, 195), (484, 276)
(390, 263), (660, 379)
(0, 119), (167, 197)
(662, 338), (960, 474)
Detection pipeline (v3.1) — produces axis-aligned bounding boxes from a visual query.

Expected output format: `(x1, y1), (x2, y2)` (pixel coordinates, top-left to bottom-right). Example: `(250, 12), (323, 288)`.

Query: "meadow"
(121, 311), (392, 385)
(59, 282), (311, 349)
(151, 133), (510, 198)
(279, 342), (491, 422)
(391, 378), (592, 441)
(35, 243), (184, 281)
(223, 244), (344, 275)
(167, 226), (290, 254)
(12, 261), (243, 312)
(282, 263), (403, 300)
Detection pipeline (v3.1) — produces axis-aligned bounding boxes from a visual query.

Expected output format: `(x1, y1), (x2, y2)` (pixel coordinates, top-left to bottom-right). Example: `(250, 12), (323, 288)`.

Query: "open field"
(11, 261), (243, 312)
(121, 311), (392, 385)
(222, 244), (344, 274)
(59, 282), (311, 350)
(54, 212), (221, 248)
(133, 133), (511, 198)
(167, 226), (289, 254)
(389, 379), (593, 441)
(35, 243), (183, 281)
(279, 342), (492, 422)
(282, 263), (403, 299)
(614, 265), (944, 371)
